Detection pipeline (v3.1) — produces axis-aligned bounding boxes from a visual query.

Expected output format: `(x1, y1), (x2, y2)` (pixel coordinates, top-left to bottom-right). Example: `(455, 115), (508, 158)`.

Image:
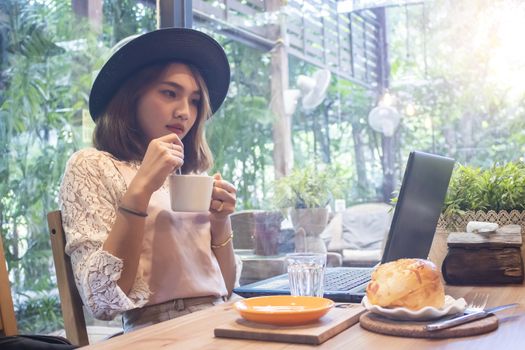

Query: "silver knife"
(426, 303), (519, 331)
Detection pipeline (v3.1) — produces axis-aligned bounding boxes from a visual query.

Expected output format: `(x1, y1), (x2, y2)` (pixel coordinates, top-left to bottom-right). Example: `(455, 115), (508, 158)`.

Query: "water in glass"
(286, 253), (326, 297)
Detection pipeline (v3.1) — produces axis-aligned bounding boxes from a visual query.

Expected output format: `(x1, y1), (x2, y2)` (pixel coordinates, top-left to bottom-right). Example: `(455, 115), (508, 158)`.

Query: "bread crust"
(366, 258), (445, 310)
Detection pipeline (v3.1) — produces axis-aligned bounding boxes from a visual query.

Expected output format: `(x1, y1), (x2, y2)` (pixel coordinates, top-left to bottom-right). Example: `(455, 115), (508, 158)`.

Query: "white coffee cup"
(169, 174), (214, 212)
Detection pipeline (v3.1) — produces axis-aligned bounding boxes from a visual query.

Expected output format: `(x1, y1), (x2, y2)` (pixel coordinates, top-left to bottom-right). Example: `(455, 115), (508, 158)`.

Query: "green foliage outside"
(0, 0), (155, 334)
(385, 0), (525, 218)
(206, 38), (275, 209)
(1, 0), (94, 333)
(388, 0), (525, 166)
(15, 293), (63, 334)
(287, 56), (377, 203)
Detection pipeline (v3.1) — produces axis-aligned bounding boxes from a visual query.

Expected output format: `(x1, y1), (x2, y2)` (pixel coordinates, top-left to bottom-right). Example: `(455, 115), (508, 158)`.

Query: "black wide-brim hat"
(89, 28), (230, 121)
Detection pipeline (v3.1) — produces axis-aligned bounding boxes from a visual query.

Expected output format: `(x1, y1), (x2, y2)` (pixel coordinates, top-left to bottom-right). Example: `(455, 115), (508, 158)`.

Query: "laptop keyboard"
(324, 268), (372, 291)
(248, 267), (373, 292)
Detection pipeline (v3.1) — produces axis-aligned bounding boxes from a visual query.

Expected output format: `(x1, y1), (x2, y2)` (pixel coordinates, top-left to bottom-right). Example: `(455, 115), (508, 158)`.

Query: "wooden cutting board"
(359, 311), (499, 338)
(214, 303), (365, 345)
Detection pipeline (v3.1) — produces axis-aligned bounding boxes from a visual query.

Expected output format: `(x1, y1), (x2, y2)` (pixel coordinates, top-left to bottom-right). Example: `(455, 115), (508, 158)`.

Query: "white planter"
(290, 208), (329, 236)
(287, 208), (330, 253)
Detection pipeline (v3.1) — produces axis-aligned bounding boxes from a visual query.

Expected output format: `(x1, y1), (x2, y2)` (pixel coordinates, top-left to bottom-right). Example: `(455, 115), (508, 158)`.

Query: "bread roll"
(366, 258), (445, 310)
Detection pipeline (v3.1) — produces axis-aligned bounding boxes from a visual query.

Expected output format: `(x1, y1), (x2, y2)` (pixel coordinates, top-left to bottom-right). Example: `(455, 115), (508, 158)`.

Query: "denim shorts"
(122, 296), (226, 333)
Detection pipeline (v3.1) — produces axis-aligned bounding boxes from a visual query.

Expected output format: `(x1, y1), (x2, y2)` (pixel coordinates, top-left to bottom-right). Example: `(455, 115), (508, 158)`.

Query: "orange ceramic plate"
(233, 295), (334, 326)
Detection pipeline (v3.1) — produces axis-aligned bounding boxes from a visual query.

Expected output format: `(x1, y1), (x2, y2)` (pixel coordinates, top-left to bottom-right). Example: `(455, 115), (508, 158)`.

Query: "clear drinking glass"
(286, 252), (327, 297)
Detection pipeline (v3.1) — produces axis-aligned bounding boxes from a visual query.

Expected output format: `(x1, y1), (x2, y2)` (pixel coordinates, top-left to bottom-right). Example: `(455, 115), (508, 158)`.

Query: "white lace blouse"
(59, 148), (227, 320)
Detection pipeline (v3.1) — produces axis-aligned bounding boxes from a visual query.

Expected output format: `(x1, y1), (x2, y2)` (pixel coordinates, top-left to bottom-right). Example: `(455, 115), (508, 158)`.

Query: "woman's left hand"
(210, 173), (236, 219)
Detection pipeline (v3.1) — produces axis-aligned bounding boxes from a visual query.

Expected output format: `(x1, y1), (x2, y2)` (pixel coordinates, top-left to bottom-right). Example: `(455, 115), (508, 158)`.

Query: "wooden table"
(83, 231), (525, 349)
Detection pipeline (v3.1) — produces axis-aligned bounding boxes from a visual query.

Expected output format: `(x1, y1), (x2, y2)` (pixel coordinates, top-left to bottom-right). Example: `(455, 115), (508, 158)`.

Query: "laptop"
(233, 151), (455, 303)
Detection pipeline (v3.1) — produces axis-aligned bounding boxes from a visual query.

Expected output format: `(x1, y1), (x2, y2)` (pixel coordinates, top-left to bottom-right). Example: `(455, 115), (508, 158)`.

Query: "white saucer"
(362, 295), (467, 321)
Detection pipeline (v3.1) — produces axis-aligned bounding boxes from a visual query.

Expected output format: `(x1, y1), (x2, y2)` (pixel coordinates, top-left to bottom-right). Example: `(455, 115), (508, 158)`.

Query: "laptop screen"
(380, 151), (455, 263)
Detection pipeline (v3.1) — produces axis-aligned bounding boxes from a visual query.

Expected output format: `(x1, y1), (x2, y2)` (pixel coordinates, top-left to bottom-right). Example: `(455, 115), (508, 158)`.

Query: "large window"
(198, 0), (525, 290)
(1, 0), (524, 335)
(1, 0), (155, 333)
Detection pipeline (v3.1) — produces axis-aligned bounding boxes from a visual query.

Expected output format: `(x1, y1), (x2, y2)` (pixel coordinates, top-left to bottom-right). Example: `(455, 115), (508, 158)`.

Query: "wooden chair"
(47, 210), (89, 346)
(0, 235), (18, 336)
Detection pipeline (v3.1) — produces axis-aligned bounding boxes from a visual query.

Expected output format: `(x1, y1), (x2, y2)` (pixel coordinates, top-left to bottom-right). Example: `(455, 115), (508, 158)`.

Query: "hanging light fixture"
(405, 102), (416, 116)
(368, 90), (401, 137)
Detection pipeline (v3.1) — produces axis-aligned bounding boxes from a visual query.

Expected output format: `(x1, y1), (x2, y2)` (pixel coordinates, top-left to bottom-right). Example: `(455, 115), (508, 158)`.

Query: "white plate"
(362, 295), (467, 321)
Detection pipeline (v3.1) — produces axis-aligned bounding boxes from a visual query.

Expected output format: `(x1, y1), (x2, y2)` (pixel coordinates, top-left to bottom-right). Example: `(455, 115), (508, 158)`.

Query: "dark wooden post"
(159, 0), (193, 28)
(72, 0), (102, 32)
(268, 0), (293, 179)
(374, 7), (395, 202)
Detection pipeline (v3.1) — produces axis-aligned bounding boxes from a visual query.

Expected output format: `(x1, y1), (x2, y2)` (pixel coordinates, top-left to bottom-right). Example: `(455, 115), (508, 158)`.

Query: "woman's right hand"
(133, 133), (184, 195)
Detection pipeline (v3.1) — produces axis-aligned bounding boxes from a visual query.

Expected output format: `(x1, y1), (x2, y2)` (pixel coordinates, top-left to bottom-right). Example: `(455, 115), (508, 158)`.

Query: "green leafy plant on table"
(444, 162), (525, 214)
(441, 161), (525, 229)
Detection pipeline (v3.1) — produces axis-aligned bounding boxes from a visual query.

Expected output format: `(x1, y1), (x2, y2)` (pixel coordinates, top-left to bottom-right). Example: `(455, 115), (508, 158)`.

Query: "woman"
(59, 28), (237, 332)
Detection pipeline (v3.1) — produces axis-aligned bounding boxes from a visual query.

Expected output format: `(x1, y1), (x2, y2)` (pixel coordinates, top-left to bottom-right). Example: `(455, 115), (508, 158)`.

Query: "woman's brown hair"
(93, 62), (214, 174)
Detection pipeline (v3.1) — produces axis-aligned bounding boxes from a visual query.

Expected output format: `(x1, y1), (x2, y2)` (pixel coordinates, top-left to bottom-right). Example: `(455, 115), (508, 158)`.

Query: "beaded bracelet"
(211, 232), (234, 249)
(118, 205), (148, 218)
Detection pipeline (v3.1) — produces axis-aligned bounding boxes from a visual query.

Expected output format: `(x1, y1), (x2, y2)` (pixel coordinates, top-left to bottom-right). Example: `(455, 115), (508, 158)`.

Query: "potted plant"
(273, 164), (345, 238)
(439, 162), (525, 232)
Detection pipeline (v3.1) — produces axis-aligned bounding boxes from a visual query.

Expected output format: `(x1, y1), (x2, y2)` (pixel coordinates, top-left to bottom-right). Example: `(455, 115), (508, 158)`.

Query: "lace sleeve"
(59, 149), (150, 320)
